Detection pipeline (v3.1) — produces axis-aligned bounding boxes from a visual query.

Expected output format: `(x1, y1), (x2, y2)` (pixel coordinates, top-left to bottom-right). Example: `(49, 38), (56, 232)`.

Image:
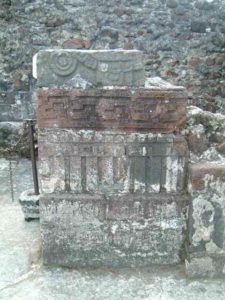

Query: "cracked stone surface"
(1, 158), (225, 299)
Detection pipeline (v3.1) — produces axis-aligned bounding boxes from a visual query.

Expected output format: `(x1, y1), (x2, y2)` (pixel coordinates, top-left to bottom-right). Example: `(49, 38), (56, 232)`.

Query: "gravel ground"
(1, 158), (225, 300)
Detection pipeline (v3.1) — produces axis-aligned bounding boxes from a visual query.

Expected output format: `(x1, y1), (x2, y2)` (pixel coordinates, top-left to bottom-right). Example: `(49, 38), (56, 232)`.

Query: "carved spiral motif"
(50, 52), (77, 76)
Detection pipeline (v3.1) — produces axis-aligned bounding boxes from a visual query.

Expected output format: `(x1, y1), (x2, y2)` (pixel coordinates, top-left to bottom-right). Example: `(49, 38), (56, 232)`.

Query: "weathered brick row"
(37, 88), (187, 132)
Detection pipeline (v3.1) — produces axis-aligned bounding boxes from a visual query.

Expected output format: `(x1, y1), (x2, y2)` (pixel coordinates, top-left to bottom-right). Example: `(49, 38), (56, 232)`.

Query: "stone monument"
(34, 49), (189, 267)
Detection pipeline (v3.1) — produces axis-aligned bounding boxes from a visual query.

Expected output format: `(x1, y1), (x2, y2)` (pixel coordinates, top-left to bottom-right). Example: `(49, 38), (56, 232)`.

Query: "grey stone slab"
(33, 49), (145, 87)
(40, 193), (188, 268)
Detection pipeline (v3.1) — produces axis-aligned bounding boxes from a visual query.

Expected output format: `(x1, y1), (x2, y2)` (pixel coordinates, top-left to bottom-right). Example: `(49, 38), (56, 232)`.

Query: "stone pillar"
(34, 49), (189, 267)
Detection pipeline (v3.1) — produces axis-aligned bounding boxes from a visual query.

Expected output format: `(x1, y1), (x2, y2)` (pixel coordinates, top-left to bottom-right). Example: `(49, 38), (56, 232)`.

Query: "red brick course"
(37, 88), (187, 132)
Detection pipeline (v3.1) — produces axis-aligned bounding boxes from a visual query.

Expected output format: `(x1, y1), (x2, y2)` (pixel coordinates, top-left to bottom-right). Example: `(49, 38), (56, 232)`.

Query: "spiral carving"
(50, 52), (77, 76)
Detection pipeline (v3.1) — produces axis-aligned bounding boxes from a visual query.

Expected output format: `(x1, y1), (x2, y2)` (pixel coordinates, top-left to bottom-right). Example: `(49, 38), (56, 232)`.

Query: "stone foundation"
(40, 193), (188, 267)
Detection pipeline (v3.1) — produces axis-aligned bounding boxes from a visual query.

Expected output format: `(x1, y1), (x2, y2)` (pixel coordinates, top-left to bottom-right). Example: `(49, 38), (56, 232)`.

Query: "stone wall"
(1, 0), (225, 122)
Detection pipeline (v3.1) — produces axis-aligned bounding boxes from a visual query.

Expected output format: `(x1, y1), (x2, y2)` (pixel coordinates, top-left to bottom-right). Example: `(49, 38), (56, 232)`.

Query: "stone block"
(187, 127), (208, 155)
(0, 91), (35, 121)
(189, 162), (225, 192)
(40, 193), (188, 267)
(37, 88), (187, 132)
(186, 161), (225, 277)
(191, 21), (206, 33)
(38, 130), (188, 194)
(19, 189), (40, 221)
(185, 257), (216, 278)
(33, 50), (145, 87)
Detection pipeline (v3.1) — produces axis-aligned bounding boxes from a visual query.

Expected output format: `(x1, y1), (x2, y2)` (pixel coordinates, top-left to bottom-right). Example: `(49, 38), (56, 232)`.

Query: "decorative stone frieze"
(37, 88), (186, 132)
(33, 50), (145, 87)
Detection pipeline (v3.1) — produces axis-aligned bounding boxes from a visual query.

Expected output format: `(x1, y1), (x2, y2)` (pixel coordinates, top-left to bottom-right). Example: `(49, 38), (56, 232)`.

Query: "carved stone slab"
(40, 193), (188, 267)
(38, 130), (188, 194)
(37, 88), (187, 132)
(33, 50), (145, 87)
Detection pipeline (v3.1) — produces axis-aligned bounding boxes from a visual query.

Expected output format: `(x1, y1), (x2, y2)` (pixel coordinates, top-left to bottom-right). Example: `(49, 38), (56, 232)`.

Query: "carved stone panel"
(37, 88), (187, 132)
(33, 50), (145, 87)
(38, 129), (188, 194)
